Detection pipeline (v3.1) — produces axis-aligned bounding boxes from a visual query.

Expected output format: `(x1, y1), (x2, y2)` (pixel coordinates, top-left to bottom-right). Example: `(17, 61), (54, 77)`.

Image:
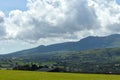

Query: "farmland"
(0, 70), (120, 80)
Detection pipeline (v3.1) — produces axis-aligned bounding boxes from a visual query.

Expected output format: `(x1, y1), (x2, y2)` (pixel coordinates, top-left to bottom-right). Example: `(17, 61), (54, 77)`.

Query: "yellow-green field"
(0, 70), (120, 80)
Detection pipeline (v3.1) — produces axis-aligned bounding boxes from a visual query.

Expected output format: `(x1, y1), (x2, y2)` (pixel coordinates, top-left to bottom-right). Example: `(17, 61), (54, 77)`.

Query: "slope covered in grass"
(0, 70), (120, 80)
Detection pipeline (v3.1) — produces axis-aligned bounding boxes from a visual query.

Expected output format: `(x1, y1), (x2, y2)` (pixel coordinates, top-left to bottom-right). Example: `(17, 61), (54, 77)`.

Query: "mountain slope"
(1, 47), (120, 73)
(1, 34), (120, 62)
(1, 34), (120, 73)
(5, 48), (120, 63)
(4, 34), (120, 57)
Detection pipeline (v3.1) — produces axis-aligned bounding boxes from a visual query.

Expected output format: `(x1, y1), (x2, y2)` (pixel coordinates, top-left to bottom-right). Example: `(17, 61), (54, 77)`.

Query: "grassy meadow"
(0, 70), (120, 80)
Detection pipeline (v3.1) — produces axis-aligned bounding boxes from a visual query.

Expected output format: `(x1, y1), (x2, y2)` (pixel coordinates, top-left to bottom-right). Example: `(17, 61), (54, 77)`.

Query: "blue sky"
(0, 0), (120, 54)
(0, 0), (27, 15)
(116, 0), (120, 5)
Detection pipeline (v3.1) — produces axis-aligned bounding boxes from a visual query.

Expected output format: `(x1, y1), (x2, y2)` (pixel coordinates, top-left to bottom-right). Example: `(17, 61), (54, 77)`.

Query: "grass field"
(0, 70), (120, 80)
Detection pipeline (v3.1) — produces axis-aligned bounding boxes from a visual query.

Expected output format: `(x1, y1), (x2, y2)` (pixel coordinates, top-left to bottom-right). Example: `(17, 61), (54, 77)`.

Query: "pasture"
(0, 70), (120, 80)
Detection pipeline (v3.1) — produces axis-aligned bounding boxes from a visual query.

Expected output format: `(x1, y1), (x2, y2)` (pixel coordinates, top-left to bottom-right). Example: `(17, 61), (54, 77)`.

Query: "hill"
(0, 34), (120, 73)
(0, 48), (120, 73)
(2, 34), (120, 57)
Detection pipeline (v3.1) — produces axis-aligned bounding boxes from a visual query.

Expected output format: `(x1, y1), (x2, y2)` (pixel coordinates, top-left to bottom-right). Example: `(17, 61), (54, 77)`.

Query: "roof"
(37, 68), (55, 72)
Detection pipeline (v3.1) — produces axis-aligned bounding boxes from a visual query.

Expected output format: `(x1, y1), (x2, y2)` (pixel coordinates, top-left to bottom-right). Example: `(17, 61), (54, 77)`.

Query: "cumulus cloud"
(89, 0), (120, 35)
(0, 0), (120, 44)
(0, 12), (6, 39)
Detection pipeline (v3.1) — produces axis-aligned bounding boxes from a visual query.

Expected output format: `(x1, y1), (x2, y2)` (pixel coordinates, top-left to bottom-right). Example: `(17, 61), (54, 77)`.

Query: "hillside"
(2, 34), (120, 57)
(0, 48), (120, 73)
(0, 34), (120, 73)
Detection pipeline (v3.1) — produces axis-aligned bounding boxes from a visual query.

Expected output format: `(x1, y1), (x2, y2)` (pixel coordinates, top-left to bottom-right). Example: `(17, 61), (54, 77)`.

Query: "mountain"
(4, 34), (120, 56)
(1, 34), (120, 63)
(1, 34), (120, 73)
(1, 47), (120, 73)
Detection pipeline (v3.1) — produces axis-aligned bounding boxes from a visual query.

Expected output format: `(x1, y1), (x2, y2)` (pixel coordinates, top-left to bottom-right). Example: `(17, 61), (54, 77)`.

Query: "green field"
(0, 70), (120, 80)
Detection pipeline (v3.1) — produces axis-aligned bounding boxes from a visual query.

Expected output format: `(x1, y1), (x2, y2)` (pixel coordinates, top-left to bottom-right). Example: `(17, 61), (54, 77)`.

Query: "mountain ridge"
(4, 34), (120, 55)
(1, 34), (120, 73)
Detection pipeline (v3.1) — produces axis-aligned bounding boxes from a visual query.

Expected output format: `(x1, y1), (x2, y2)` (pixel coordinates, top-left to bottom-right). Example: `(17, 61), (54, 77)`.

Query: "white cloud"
(0, 11), (6, 39)
(89, 0), (120, 35)
(0, 0), (120, 45)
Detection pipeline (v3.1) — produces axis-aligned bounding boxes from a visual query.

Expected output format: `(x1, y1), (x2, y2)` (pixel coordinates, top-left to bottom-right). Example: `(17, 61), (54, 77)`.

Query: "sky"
(0, 0), (120, 54)
(0, 0), (27, 15)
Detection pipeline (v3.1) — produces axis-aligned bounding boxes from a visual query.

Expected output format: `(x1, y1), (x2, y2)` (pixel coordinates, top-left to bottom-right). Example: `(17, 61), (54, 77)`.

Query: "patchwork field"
(0, 70), (120, 80)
